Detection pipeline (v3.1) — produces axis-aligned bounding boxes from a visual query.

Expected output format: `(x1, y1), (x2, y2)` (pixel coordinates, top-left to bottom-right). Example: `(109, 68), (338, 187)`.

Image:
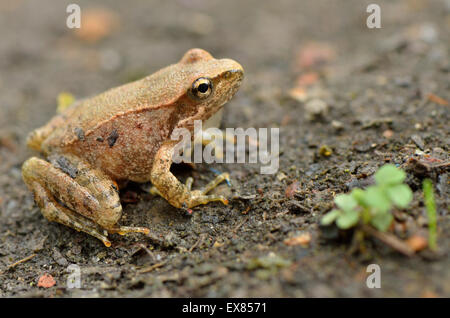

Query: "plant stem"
(361, 208), (371, 224)
(423, 179), (437, 251)
(362, 225), (414, 256)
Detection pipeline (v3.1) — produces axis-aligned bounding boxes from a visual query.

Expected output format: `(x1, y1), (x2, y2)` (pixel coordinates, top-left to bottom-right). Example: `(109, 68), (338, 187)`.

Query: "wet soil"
(0, 0), (449, 297)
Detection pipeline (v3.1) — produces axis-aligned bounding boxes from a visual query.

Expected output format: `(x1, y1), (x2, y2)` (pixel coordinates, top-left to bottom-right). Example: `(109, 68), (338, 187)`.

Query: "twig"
(7, 254), (37, 270)
(189, 234), (206, 253)
(233, 216), (249, 233)
(362, 225), (414, 257)
(138, 262), (166, 274)
(139, 243), (156, 262)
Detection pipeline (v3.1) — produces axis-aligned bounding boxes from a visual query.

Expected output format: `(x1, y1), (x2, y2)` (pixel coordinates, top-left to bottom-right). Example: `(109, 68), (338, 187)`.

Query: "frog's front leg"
(22, 156), (149, 246)
(150, 141), (229, 209)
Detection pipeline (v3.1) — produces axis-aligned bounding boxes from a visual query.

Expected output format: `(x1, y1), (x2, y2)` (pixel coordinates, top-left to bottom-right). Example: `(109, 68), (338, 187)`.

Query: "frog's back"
(33, 62), (196, 182)
(28, 48), (241, 181)
(42, 64), (187, 151)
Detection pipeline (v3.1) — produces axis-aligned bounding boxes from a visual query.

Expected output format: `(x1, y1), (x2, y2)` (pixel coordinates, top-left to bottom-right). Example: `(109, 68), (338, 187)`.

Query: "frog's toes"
(194, 172), (230, 206)
(201, 172), (230, 195)
(150, 172), (230, 207)
(189, 191), (229, 207)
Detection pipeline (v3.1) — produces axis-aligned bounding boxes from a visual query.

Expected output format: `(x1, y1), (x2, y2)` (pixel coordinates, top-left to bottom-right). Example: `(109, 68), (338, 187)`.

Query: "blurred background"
(0, 0), (448, 297)
(1, 0), (448, 139)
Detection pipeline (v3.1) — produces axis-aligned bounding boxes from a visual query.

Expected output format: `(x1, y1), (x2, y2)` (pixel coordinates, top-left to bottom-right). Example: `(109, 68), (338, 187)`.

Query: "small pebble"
(319, 145), (332, 157)
(276, 172), (287, 181)
(383, 129), (394, 138)
(331, 120), (344, 130)
(411, 134), (425, 150)
(304, 99), (328, 121)
(394, 76), (412, 88)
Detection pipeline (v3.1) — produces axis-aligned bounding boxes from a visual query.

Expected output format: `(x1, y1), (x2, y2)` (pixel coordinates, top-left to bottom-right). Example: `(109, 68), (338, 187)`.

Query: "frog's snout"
(222, 59), (244, 79)
(221, 60), (244, 93)
(223, 68), (244, 79)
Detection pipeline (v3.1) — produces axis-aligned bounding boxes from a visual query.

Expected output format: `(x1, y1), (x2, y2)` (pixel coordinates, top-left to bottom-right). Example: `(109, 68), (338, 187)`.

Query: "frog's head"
(173, 48), (244, 130)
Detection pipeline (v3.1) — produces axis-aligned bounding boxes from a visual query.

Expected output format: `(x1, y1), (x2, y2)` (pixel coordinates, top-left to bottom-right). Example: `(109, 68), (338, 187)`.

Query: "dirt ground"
(0, 0), (449, 297)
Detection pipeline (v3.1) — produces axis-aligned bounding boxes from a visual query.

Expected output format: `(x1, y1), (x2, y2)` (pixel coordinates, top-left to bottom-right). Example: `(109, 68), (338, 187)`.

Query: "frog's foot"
(29, 180), (112, 247)
(150, 173), (230, 208)
(151, 141), (232, 209)
(22, 156), (149, 246)
(150, 176), (194, 196)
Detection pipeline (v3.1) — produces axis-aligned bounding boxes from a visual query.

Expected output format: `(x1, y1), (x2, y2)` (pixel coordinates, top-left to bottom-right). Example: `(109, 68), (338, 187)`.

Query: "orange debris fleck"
(37, 273), (56, 288)
(285, 181), (300, 199)
(427, 93), (448, 106)
(284, 233), (311, 247)
(295, 42), (336, 69)
(406, 235), (428, 252)
(295, 72), (319, 87)
(382, 129), (394, 138)
(75, 8), (119, 43)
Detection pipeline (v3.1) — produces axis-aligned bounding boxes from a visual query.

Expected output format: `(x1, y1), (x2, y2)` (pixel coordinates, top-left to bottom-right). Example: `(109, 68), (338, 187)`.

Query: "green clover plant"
(321, 164), (413, 231)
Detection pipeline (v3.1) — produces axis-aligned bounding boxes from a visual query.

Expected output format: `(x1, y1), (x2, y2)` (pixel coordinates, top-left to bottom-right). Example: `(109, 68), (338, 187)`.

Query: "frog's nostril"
(223, 69), (243, 81)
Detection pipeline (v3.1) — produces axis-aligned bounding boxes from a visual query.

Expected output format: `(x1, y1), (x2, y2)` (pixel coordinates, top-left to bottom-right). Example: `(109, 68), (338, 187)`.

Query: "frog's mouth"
(213, 68), (244, 109)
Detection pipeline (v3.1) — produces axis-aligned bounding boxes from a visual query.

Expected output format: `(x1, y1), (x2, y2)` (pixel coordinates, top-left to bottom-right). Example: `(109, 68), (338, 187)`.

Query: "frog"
(22, 48), (244, 247)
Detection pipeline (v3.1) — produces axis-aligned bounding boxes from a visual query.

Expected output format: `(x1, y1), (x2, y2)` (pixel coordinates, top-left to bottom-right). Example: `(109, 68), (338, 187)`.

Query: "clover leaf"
(350, 188), (366, 206)
(336, 209), (360, 229)
(364, 185), (391, 213)
(320, 164), (413, 232)
(321, 209), (340, 226)
(370, 212), (393, 232)
(386, 184), (413, 208)
(335, 194), (358, 211)
(374, 164), (405, 185)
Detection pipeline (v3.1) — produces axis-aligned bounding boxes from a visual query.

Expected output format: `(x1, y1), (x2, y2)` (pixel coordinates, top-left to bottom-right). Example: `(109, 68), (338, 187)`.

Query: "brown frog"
(22, 48), (244, 246)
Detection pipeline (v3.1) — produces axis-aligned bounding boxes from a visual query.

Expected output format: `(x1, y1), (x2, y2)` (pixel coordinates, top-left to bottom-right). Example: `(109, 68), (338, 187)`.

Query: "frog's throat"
(175, 105), (208, 131)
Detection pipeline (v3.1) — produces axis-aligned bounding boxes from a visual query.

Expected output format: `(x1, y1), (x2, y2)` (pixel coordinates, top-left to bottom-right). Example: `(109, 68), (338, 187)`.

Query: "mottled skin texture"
(22, 49), (244, 246)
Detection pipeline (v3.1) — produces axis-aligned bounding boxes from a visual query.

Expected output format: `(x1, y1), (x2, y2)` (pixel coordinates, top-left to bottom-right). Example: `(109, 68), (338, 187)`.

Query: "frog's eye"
(190, 77), (213, 100)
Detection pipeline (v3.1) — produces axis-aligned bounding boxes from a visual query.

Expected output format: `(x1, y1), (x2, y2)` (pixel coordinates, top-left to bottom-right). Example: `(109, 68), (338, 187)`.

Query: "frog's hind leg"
(22, 156), (149, 246)
(29, 180), (112, 246)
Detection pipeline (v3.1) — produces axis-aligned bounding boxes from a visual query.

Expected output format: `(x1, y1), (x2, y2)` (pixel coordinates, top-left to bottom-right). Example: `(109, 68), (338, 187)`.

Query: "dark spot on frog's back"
(107, 129), (119, 148)
(74, 127), (85, 141)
